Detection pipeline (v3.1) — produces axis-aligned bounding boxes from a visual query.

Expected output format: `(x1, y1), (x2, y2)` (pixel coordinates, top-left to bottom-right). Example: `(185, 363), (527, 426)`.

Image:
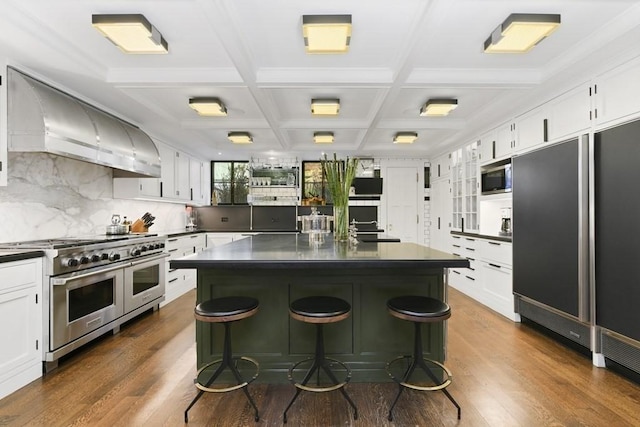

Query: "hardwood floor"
(1, 288), (639, 426)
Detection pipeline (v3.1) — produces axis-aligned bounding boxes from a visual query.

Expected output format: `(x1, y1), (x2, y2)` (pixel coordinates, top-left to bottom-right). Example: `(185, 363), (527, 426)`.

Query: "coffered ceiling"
(2, 0), (640, 160)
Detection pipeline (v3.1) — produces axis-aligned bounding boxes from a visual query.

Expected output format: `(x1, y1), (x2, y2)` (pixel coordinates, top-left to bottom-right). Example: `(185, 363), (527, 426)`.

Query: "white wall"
(0, 152), (186, 243)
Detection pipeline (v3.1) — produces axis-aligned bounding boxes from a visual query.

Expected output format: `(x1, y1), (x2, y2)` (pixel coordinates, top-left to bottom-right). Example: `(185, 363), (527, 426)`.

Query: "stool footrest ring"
(386, 355), (452, 391)
(288, 357), (352, 393)
(195, 356), (260, 393)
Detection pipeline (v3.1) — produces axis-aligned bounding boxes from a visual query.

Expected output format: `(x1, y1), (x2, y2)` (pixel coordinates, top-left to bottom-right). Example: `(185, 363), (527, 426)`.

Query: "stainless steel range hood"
(7, 67), (161, 178)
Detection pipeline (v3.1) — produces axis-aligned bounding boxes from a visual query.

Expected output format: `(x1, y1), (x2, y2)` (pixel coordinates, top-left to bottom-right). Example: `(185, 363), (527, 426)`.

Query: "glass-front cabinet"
(451, 141), (479, 232)
(249, 157), (299, 187)
(451, 148), (463, 230)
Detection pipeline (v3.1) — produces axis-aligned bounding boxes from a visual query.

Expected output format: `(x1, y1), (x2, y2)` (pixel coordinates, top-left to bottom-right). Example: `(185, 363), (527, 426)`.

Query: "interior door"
(386, 167), (418, 243)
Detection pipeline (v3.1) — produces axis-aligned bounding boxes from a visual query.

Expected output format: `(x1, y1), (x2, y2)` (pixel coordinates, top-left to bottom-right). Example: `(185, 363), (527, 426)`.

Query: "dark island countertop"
(171, 233), (469, 270)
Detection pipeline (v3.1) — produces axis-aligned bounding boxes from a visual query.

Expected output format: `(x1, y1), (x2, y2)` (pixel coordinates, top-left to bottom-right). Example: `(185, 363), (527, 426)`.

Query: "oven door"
(50, 265), (125, 351)
(123, 253), (168, 314)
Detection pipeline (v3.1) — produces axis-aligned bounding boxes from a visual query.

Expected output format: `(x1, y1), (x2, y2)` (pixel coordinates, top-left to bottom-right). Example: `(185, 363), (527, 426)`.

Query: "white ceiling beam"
(256, 68), (394, 85)
(406, 68), (541, 87)
(107, 67), (243, 85)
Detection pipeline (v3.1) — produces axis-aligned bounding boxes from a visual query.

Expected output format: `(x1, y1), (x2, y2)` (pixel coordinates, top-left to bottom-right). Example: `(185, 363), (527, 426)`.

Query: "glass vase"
(333, 202), (349, 242)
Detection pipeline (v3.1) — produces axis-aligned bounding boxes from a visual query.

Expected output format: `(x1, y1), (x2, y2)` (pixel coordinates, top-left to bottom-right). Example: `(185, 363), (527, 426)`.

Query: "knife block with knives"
(131, 212), (155, 233)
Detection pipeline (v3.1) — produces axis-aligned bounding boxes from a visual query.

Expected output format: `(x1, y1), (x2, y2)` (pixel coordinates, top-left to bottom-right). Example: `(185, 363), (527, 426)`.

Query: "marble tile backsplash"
(0, 153), (186, 243)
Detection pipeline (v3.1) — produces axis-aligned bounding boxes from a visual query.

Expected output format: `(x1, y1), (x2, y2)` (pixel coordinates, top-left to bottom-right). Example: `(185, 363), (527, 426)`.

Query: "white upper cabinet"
(594, 55), (640, 129)
(494, 121), (515, 160)
(514, 106), (548, 154)
(173, 150), (190, 201)
(431, 152), (451, 180)
(0, 63), (6, 187)
(546, 84), (591, 142)
(479, 130), (495, 165)
(114, 140), (207, 204)
(157, 143), (176, 199)
(189, 157), (210, 206)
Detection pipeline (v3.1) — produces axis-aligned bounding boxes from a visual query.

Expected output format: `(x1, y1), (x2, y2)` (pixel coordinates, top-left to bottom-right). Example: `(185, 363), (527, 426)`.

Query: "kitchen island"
(170, 233), (469, 382)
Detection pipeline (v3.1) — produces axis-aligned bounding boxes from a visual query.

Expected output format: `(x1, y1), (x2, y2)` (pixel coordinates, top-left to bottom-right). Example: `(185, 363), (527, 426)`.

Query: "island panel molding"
(171, 234), (468, 382)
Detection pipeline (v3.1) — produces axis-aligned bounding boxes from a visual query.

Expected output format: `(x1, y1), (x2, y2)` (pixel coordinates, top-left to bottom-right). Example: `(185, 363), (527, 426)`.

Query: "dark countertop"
(171, 233), (469, 270)
(0, 250), (45, 264)
(451, 231), (512, 243)
(162, 229), (301, 237)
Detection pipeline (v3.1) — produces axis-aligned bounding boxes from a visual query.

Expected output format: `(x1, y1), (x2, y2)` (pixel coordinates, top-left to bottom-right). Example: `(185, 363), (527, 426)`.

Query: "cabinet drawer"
(165, 238), (182, 252)
(482, 262), (512, 302)
(480, 240), (512, 266)
(0, 259), (40, 293)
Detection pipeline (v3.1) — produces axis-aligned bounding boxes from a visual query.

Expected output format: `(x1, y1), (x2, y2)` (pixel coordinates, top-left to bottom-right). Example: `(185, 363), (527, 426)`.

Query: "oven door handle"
(51, 263), (126, 286)
(128, 252), (170, 267)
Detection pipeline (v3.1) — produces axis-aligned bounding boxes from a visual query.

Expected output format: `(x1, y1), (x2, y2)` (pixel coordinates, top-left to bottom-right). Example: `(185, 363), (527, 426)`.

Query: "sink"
(357, 234), (400, 243)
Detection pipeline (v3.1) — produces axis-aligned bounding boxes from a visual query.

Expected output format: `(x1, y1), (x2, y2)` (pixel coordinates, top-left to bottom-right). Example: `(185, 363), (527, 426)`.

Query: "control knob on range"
(91, 254), (101, 263)
(63, 257), (79, 267)
(140, 245), (148, 252)
(130, 247), (141, 256)
(101, 253), (109, 260)
(79, 256), (90, 265)
(109, 253), (121, 261)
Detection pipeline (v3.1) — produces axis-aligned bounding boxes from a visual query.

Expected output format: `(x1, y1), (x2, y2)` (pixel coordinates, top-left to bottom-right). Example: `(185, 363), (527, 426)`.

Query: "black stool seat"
(290, 296), (350, 322)
(185, 296), (260, 423)
(283, 296), (358, 423)
(386, 295), (460, 422)
(195, 296), (259, 322)
(387, 296), (451, 322)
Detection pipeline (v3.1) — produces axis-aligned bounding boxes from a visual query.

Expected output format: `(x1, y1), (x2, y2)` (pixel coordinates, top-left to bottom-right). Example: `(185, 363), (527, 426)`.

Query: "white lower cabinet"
(480, 260), (513, 320)
(0, 257), (43, 399)
(449, 236), (515, 321)
(206, 232), (252, 248)
(163, 233), (206, 306)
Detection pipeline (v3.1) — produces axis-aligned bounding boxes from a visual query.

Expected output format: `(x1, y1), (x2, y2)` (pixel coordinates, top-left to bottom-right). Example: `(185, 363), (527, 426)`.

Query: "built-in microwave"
(481, 162), (512, 195)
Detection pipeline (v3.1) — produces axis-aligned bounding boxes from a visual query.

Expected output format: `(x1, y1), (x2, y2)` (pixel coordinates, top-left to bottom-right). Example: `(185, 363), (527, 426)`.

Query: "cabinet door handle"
(452, 270), (461, 275)
(489, 263), (502, 269)
(467, 257), (475, 261)
(488, 241), (500, 246)
(543, 118), (548, 142)
(168, 278), (179, 283)
(465, 276), (476, 281)
(466, 247), (475, 251)
(453, 244), (461, 248)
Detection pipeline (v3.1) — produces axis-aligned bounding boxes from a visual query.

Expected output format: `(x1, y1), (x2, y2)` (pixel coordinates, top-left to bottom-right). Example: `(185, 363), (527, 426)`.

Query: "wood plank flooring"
(1, 287), (639, 426)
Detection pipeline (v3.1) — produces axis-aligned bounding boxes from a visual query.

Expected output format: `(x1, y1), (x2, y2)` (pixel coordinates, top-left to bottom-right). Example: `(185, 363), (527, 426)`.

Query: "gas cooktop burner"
(0, 233), (158, 249)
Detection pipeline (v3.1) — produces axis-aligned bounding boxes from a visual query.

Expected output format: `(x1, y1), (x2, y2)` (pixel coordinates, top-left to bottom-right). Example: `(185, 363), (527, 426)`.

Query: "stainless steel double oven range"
(0, 234), (168, 372)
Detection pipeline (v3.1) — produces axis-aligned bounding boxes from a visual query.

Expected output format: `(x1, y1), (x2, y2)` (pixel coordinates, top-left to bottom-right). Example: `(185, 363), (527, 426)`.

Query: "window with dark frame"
(211, 161), (249, 205)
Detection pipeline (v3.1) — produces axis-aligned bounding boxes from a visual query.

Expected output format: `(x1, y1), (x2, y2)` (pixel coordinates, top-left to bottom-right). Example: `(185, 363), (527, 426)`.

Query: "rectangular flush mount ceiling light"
(313, 132), (335, 144)
(302, 15), (352, 54)
(92, 14), (168, 54)
(484, 13), (561, 53)
(189, 97), (227, 116)
(311, 99), (340, 116)
(393, 132), (418, 144)
(228, 132), (252, 144)
(420, 99), (458, 117)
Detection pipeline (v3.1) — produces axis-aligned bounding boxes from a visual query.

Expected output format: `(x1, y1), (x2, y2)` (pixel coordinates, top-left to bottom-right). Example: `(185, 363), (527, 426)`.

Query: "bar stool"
(283, 296), (358, 423)
(184, 296), (260, 423)
(385, 295), (461, 421)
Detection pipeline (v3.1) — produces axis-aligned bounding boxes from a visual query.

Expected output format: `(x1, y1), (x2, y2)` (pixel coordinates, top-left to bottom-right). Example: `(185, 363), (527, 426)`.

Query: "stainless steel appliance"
(0, 234), (167, 372)
(499, 207), (512, 237)
(481, 161), (512, 195)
